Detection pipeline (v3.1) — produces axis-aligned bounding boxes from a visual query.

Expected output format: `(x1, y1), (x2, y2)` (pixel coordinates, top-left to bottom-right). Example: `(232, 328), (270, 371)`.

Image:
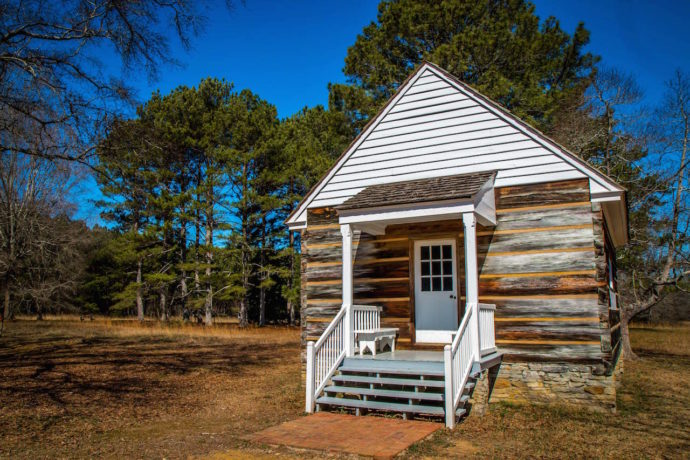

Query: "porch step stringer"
(314, 357), (478, 422)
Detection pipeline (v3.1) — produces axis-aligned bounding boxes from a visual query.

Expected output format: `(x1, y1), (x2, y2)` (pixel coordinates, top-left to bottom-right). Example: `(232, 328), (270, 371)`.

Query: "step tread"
(332, 374), (445, 388)
(339, 365), (444, 377)
(324, 385), (444, 401)
(341, 358), (444, 376)
(316, 396), (468, 417)
(316, 396), (445, 415)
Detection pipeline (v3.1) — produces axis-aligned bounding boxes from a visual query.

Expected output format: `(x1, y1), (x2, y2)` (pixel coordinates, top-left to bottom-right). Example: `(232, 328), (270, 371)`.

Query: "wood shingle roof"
(337, 171), (496, 210)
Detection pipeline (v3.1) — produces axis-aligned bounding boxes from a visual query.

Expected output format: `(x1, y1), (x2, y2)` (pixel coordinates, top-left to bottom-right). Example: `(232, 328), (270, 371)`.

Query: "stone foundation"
(489, 362), (616, 412)
(468, 369), (490, 416)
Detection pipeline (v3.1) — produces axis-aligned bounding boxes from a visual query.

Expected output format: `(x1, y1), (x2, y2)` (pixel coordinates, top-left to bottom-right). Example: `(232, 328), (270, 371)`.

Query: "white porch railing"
(479, 303), (496, 356)
(305, 304), (380, 413)
(444, 302), (478, 429)
(444, 302), (496, 428)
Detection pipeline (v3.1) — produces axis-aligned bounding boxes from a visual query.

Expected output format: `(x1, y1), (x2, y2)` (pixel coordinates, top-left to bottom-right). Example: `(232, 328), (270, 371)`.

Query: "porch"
(305, 172), (501, 428)
(305, 173), (502, 428)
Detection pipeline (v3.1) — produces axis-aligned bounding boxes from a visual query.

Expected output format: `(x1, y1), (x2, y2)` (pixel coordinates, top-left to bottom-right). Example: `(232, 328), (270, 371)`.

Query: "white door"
(414, 239), (459, 343)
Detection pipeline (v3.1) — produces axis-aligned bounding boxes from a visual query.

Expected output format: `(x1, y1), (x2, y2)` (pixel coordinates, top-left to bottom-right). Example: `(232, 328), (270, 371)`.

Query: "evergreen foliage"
(329, 0), (598, 132)
(94, 82), (350, 324)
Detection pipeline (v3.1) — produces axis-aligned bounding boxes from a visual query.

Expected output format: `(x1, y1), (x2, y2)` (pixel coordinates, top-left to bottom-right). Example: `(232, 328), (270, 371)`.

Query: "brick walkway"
(245, 412), (442, 459)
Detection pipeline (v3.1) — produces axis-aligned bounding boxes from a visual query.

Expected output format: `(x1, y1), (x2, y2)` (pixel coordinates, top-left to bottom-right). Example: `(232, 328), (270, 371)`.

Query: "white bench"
(356, 328), (398, 356)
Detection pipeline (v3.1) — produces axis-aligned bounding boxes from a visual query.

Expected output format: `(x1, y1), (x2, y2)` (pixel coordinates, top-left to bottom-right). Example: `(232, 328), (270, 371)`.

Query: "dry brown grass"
(403, 323), (690, 459)
(0, 319), (309, 459)
(0, 319), (688, 459)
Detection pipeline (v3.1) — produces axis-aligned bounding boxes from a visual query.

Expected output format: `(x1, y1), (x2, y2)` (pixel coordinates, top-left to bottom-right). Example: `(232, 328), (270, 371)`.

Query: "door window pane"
(432, 277), (442, 291)
(443, 277), (453, 291)
(431, 245), (440, 259)
(421, 262), (430, 276)
(421, 246), (430, 260)
(431, 261), (441, 275)
(442, 261), (452, 275)
(442, 245), (452, 259)
(421, 277), (430, 291)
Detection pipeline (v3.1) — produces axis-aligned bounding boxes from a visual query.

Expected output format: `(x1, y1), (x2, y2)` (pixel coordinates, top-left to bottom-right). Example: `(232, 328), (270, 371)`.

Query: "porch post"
(341, 224), (355, 357)
(462, 212), (481, 361)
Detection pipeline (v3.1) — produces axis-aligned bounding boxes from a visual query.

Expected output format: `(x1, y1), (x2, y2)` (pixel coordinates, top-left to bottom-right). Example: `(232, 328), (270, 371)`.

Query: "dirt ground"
(0, 318), (688, 459)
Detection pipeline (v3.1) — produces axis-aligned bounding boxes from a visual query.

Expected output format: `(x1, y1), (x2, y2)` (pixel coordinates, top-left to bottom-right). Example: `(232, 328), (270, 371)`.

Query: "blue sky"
(77, 0), (690, 223)
(122, 0), (690, 117)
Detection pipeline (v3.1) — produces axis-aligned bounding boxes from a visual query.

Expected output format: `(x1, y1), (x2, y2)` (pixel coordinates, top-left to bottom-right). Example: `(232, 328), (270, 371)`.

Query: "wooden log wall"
(300, 178), (617, 366)
(483, 179), (611, 364)
(300, 207), (416, 348)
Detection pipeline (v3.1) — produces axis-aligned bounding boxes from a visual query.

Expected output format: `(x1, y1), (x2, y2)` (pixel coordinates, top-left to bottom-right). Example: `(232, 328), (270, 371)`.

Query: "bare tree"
(0, 152), (84, 324)
(619, 70), (690, 358)
(0, 0), (212, 166)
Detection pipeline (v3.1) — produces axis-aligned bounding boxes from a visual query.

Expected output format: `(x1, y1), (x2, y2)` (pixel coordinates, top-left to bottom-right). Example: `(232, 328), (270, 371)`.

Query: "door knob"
(450, 294), (456, 299)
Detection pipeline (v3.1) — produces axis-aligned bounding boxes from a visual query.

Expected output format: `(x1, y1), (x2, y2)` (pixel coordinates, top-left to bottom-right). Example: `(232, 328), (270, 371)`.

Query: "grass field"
(0, 319), (688, 459)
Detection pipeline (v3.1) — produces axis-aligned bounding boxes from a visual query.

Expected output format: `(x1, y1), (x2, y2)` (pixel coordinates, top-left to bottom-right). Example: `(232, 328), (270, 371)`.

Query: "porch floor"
(353, 350), (444, 362)
(245, 412), (442, 458)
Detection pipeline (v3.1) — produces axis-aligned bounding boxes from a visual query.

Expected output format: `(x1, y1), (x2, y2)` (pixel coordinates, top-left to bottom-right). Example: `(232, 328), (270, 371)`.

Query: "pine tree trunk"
(160, 288), (168, 321)
(194, 214), (201, 296)
(204, 208), (214, 326)
(194, 166), (202, 298)
(136, 258), (144, 321)
(238, 161), (250, 328)
(259, 219), (266, 327)
(239, 249), (250, 328)
(180, 222), (188, 312)
(259, 272), (266, 326)
(239, 298), (248, 327)
(3, 281), (9, 321)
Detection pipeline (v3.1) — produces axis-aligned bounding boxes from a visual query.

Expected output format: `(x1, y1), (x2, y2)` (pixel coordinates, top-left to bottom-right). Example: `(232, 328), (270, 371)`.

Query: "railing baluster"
(307, 305), (382, 413)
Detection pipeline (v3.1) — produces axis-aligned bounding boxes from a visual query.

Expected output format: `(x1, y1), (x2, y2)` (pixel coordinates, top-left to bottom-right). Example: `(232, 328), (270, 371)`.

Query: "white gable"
(287, 63), (624, 228)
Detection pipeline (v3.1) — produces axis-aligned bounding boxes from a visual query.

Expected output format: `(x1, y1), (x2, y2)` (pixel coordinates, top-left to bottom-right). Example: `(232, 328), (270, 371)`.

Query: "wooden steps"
(339, 357), (445, 376)
(324, 385), (445, 402)
(331, 373), (445, 388)
(316, 396), (467, 417)
(315, 356), (476, 422)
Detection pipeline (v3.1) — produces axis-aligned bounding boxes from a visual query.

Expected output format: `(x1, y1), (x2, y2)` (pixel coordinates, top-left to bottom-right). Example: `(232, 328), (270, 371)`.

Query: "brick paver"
(245, 412), (443, 459)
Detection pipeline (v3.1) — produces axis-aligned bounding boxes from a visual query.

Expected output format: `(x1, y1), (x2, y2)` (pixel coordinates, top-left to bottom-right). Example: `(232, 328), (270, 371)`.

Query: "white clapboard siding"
(344, 142), (541, 170)
(351, 134), (534, 162)
(494, 170), (585, 188)
(370, 108), (492, 138)
(287, 63), (624, 226)
(333, 150), (557, 183)
(355, 126), (519, 157)
(394, 86), (459, 105)
(359, 118), (505, 149)
(322, 156), (569, 193)
(404, 79), (446, 95)
(313, 188), (366, 201)
(382, 98), (478, 122)
(391, 93), (470, 112)
(374, 106), (487, 132)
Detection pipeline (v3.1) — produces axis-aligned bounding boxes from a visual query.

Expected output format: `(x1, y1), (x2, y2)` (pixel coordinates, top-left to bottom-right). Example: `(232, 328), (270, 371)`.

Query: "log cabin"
(285, 62), (626, 427)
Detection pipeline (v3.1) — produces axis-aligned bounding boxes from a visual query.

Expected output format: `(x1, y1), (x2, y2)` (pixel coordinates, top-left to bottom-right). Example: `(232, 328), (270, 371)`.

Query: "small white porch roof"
(336, 171), (497, 234)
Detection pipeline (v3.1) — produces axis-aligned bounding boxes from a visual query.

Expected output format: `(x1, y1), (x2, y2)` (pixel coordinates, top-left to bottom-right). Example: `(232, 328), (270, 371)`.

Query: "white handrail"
(305, 304), (382, 413)
(479, 303), (496, 356)
(444, 303), (477, 429)
(305, 306), (347, 413)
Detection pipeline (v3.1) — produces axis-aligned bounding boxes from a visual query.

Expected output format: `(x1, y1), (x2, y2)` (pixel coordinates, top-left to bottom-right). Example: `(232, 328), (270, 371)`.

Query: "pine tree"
(329, 0), (597, 132)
